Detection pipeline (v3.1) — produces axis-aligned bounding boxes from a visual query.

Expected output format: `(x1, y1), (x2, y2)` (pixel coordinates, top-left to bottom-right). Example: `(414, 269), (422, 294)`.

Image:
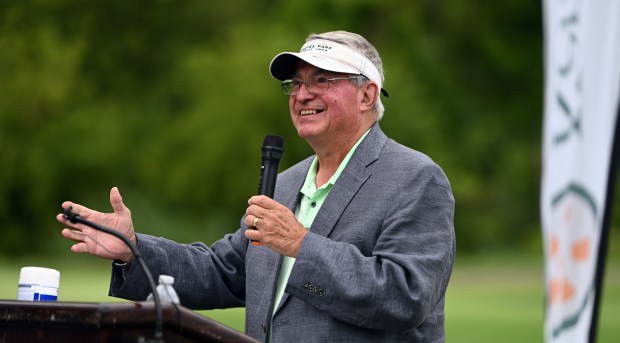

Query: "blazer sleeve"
(109, 225), (250, 310)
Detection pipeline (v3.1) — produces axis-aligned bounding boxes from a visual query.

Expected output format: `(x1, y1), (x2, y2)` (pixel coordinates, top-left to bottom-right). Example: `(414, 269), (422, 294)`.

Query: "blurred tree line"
(0, 0), (584, 258)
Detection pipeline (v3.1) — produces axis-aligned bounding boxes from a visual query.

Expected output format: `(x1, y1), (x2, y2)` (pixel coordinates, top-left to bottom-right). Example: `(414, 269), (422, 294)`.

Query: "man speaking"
(57, 30), (456, 342)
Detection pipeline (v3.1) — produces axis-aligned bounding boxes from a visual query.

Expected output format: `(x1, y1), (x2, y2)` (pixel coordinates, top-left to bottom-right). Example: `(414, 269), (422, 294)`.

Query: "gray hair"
(305, 31), (386, 121)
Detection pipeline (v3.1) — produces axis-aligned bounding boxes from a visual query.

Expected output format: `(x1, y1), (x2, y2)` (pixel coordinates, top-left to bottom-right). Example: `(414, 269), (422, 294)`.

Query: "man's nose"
(295, 82), (316, 100)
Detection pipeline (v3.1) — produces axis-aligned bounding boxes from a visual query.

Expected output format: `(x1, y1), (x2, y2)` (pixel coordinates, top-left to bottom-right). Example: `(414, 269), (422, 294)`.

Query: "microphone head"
(262, 135), (285, 151)
(63, 206), (81, 224)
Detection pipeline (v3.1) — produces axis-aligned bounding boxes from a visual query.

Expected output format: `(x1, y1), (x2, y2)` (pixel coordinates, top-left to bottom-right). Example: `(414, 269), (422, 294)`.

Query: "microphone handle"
(252, 158), (280, 246)
(252, 136), (284, 246)
(258, 159), (280, 198)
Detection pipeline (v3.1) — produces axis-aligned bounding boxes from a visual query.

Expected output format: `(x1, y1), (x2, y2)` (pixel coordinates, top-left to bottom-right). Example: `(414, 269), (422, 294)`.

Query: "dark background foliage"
(0, 0), (600, 258)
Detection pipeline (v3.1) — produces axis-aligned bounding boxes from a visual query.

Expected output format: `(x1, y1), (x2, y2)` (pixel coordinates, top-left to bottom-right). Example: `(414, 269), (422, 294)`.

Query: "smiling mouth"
(300, 109), (323, 116)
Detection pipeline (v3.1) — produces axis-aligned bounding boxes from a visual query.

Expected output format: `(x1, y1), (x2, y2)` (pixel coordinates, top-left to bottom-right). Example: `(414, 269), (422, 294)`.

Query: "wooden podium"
(0, 300), (260, 343)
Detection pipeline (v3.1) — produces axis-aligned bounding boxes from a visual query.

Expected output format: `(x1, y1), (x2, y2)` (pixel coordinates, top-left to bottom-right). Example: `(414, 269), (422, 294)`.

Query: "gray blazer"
(110, 123), (456, 343)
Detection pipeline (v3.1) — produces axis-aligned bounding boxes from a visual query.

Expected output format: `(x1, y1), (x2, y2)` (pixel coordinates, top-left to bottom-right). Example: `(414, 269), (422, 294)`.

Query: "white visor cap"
(270, 39), (386, 95)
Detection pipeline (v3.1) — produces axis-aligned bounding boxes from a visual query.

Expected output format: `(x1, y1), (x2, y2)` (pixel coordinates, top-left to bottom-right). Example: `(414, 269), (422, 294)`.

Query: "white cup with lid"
(17, 267), (60, 301)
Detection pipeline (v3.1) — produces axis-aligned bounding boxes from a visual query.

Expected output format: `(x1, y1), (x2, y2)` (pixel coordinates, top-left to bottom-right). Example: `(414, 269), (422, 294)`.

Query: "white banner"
(542, 0), (620, 342)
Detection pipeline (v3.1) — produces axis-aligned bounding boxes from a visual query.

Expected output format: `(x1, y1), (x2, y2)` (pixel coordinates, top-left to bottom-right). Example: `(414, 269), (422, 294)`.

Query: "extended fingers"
(62, 228), (94, 254)
(57, 211), (91, 232)
(61, 201), (93, 219)
(62, 228), (86, 242)
(57, 212), (78, 228)
(70, 241), (89, 254)
(110, 187), (129, 214)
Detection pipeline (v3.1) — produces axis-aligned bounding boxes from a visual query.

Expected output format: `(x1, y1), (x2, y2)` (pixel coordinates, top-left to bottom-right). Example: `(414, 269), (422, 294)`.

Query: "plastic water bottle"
(147, 275), (180, 305)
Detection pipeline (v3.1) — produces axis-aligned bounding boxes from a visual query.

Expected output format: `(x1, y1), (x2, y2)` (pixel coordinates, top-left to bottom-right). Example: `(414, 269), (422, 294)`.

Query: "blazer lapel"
(274, 164), (370, 312)
(309, 122), (386, 239)
(269, 160), (309, 314)
(274, 124), (387, 313)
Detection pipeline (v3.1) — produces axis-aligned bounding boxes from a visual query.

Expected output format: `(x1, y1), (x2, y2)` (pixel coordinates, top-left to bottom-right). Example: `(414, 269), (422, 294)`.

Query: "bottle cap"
(19, 267), (60, 288)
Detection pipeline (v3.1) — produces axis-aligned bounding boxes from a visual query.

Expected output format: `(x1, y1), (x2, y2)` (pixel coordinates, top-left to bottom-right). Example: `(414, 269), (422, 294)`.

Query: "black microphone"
(63, 207), (164, 343)
(252, 135), (285, 246)
(258, 135), (285, 198)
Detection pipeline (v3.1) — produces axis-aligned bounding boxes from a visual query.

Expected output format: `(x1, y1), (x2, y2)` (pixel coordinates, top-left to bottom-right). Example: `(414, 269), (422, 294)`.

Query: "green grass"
(1, 251), (619, 342)
(446, 251), (620, 342)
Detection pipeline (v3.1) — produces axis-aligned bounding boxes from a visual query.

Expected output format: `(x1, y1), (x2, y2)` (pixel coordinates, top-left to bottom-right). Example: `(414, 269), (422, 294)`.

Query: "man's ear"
(360, 82), (379, 113)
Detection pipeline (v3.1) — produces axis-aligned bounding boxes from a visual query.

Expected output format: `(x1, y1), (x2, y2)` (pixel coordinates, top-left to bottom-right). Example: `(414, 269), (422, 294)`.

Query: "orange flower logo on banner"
(546, 183), (598, 338)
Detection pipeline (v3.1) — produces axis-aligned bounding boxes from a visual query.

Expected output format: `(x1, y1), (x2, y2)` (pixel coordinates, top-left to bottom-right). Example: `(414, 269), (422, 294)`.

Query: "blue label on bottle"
(39, 293), (57, 301)
(33, 292), (57, 301)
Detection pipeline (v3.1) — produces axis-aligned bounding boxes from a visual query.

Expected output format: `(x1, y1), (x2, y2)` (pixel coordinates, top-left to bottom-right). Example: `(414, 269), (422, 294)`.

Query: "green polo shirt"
(271, 129), (370, 318)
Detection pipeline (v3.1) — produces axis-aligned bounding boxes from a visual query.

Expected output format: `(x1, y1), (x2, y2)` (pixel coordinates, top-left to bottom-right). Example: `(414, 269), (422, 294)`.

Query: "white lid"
(19, 267), (60, 288)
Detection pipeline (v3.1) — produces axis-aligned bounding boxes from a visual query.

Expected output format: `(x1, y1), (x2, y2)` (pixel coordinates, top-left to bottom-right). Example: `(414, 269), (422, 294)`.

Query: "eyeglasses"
(281, 75), (360, 96)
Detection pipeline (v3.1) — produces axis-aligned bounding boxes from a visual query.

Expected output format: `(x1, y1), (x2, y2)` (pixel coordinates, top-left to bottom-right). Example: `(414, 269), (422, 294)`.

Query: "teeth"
(300, 110), (317, 116)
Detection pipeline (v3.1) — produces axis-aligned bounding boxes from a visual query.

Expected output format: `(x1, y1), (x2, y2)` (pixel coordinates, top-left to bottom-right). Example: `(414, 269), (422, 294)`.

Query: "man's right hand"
(56, 187), (136, 263)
